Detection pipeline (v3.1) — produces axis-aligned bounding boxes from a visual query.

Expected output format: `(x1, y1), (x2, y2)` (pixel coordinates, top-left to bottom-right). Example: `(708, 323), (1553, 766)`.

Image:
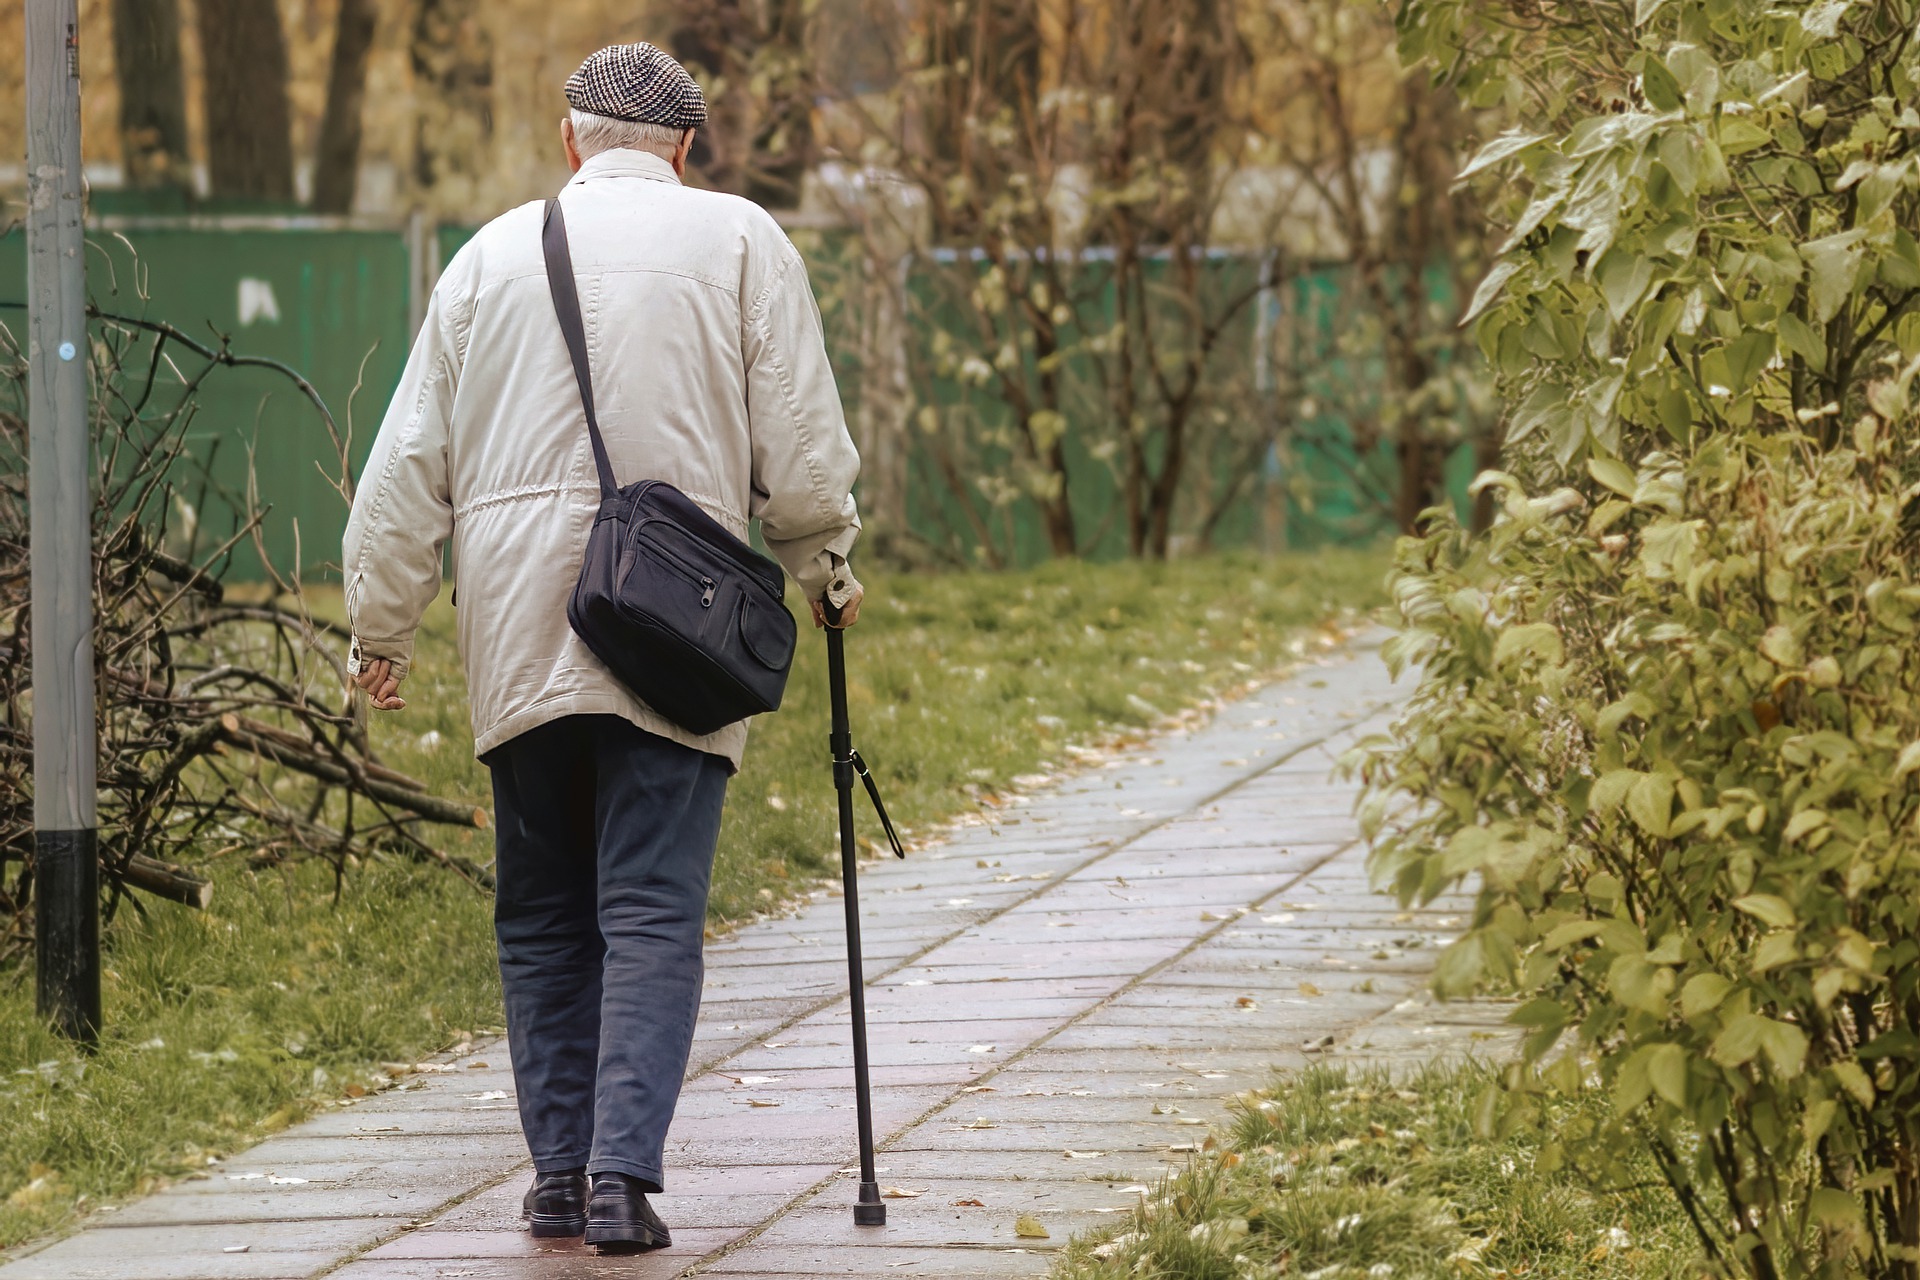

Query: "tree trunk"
(312, 0), (377, 213)
(669, 0), (751, 195)
(744, 0), (814, 209)
(410, 0), (494, 199)
(196, 0), (295, 203)
(110, 0), (191, 190)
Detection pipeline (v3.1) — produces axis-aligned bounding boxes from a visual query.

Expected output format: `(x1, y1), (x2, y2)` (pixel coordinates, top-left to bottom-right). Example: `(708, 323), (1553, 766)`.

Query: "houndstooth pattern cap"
(564, 43), (707, 129)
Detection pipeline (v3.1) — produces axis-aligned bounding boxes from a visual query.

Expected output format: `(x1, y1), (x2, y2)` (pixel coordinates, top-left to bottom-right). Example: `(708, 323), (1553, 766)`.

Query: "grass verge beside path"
(0, 549), (1384, 1251)
(1052, 1064), (1701, 1280)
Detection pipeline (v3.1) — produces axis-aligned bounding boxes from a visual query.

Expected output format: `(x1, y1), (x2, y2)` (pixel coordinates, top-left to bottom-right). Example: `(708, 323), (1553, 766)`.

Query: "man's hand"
(352, 657), (408, 710)
(810, 582), (864, 630)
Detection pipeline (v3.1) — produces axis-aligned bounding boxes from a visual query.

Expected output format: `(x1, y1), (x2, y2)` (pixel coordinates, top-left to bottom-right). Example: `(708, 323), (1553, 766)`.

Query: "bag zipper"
(700, 577), (717, 608)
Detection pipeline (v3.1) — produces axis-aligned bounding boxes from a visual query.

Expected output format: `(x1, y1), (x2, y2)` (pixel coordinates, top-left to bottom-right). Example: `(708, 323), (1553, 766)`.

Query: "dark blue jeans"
(486, 715), (729, 1191)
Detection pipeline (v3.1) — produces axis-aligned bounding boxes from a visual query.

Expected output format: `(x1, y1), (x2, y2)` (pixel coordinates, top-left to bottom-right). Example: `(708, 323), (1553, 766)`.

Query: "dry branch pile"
(0, 300), (487, 970)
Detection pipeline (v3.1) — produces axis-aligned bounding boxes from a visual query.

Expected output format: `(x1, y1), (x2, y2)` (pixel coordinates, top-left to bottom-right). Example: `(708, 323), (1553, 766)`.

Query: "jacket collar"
(565, 149), (683, 189)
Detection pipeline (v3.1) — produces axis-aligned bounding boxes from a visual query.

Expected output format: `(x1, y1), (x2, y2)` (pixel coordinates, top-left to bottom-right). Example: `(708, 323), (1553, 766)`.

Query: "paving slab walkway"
(0, 632), (1512, 1280)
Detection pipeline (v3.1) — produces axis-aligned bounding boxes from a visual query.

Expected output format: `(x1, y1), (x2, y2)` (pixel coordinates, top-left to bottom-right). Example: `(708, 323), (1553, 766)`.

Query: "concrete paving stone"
(25, 1219), (395, 1260)
(0, 1247), (346, 1280)
(285, 1110), (525, 1139)
(809, 995), (1097, 1026)
(746, 1196), (1142, 1249)
(364, 1227), (734, 1260)
(854, 1150), (1194, 1185)
(700, 1244), (1054, 1276)
(103, 1176), (510, 1228)
(330, 1253), (698, 1279)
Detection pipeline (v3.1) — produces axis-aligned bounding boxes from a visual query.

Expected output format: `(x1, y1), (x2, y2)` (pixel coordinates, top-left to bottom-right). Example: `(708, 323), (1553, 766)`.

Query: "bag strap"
(542, 198), (618, 500)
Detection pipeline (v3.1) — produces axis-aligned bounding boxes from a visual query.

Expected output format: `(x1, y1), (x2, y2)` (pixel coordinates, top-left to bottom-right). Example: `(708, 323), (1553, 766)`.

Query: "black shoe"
(521, 1168), (587, 1237)
(584, 1172), (672, 1253)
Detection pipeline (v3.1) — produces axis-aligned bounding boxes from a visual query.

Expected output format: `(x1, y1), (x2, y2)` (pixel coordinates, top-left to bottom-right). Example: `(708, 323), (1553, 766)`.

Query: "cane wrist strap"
(849, 750), (906, 859)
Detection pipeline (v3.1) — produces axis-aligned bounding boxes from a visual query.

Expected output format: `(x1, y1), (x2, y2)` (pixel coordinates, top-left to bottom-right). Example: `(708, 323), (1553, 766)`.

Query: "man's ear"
(672, 128), (695, 178)
(561, 117), (584, 173)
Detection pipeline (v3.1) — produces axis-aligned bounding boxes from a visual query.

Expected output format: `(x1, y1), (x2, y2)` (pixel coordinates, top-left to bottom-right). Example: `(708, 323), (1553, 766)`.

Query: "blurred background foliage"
(0, 0), (1498, 571)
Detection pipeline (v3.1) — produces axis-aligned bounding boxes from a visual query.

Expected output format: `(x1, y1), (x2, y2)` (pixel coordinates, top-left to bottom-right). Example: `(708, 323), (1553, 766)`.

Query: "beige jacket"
(343, 149), (861, 767)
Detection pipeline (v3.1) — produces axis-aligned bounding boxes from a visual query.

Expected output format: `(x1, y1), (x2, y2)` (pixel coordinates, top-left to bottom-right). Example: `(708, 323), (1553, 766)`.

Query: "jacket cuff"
(348, 634), (413, 683)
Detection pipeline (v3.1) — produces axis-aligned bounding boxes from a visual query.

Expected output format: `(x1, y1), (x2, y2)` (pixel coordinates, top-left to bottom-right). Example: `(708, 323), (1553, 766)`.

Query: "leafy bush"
(1050, 1064), (1698, 1280)
(1358, 0), (1920, 1277)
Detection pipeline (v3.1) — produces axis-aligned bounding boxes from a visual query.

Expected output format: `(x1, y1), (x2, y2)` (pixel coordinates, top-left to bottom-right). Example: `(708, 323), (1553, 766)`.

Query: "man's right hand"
(811, 583), (864, 630)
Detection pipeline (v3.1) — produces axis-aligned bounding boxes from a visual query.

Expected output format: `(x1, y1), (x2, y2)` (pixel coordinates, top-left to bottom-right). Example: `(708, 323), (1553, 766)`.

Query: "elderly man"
(342, 43), (863, 1253)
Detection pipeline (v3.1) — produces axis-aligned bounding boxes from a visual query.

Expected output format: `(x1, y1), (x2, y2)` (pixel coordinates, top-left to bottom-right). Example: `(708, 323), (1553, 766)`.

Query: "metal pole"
(827, 622), (885, 1227)
(27, 0), (101, 1045)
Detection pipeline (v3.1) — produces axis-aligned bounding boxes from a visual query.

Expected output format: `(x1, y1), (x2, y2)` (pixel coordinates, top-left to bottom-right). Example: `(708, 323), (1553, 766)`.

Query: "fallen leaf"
(952, 1197), (987, 1207)
(967, 1044), (997, 1054)
(961, 1085), (997, 1093)
(742, 1098), (780, 1108)
(1150, 1103), (1182, 1115)
(466, 1061), (489, 1069)
(1063, 1150), (1105, 1159)
(343, 1084), (367, 1099)
(1014, 1214), (1050, 1239)
(1261, 913), (1295, 924)
(959, 1117), (998, 1130)
(1298, 983), (1323, 997)
(1236, 996), (1259, 1009)
(728, 1075), (782, 1085)
(222, 1245), (250, 1255)
(881, 1186), (925, 1198)
(467, 1090), (509, 1101)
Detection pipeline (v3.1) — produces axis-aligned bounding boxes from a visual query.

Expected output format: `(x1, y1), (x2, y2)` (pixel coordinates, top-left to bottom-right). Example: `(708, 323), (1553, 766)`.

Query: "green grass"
(0, 549), (1385, 1250)
(1050, 1063), (1702, 1280)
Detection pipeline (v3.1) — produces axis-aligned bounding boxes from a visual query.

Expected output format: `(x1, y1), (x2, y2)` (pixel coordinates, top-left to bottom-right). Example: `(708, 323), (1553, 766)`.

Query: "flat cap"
(564, 43), (707, 130)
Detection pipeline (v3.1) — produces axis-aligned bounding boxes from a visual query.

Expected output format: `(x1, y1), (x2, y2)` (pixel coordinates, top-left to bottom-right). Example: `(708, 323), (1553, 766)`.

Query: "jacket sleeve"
(341, 281), (463, 682)
(742, 244), (862, 600)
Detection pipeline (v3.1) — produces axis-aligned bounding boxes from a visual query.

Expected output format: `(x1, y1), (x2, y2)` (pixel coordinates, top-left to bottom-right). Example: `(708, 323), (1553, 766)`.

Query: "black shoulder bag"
(543, 197), (798, 736)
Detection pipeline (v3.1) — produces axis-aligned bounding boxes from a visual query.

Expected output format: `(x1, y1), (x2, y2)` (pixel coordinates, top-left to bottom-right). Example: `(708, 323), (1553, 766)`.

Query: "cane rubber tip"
(855, 1182), (886, 1227)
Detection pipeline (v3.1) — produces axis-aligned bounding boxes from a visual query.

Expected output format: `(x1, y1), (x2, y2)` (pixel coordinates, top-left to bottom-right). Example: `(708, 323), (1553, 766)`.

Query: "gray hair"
(569, 108), (689, 161)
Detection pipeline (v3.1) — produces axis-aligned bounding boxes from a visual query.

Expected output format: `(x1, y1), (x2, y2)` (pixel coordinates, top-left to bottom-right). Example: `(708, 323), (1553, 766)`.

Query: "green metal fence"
(4, 215), (1439, 579)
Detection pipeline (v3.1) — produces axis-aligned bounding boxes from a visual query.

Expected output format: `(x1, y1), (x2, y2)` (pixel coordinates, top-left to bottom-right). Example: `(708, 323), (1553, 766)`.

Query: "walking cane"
(823, 600), (905, 1227)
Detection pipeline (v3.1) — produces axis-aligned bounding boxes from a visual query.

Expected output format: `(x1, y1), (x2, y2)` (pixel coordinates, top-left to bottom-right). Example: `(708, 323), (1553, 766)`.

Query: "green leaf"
(1542, 919), (1608, 952)
(1648, 1042), (1688, 1106)
(1777, 311), (1827, 371)
(1641, 58), (1682, 111)
(1831, 1060), (1876, 1107)
(1626, 771), (1674, 838)
(1732, 894), (1797, 928)
(1463, 260), (1522, 326)
(1634, 0), (1669, 23)
(1598, 250), (1655, 322)
(1893, 740), (1920, 778)
(1712, 1013), (1766, 1067)
(1595, 692), (1655, 737)
(1758, 624), (1803, 667)
(1721, 330), (1776, 391)
(1460, 131), (1549, 180)
(1760, 1020), (1809, 1076)
(1586, 456), (1637, 499)
(1717, 117), (1774, 155)
(1784, 808), (1829, 843)
(1681, 973), (1734, 1018)
(1591, 769), (1641, 814)
(1494, 622), (1564, 667)
(1805, 232), (1866, 324)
